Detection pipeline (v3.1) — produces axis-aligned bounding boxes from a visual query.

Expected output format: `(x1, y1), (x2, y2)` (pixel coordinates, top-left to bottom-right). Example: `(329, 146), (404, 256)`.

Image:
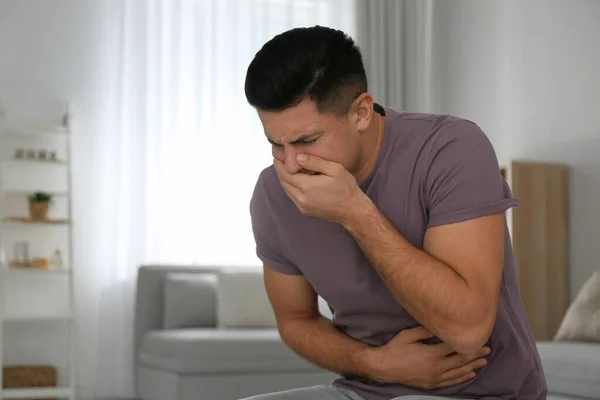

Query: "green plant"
(28, 192), (53, 203)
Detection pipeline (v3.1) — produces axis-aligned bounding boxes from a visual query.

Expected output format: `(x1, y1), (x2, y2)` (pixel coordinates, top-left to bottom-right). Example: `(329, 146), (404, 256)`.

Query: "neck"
(354, 112), (384, 184)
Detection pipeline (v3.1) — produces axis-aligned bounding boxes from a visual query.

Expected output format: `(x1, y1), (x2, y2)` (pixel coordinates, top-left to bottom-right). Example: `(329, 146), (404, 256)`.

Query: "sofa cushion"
(217, 268), (278, 329)
(537, 341), (600, 398)
(554, 270), (600, 342)
(163, 272), (217, 329)
(139, 328), (319, 374)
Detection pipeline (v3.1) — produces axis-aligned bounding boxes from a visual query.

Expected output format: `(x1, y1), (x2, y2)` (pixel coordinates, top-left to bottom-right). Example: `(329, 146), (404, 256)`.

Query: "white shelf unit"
(0, 108), (76, 400)
(1, 386), (74, 399)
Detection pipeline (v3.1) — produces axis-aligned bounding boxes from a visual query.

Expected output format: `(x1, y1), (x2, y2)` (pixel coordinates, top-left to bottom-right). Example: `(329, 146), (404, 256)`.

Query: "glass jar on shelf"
(51, 249), (64, 269)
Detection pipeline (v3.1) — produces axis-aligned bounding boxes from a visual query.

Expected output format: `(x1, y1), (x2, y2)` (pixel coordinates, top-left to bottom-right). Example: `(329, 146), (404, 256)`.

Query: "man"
(243, 26), (547, 400)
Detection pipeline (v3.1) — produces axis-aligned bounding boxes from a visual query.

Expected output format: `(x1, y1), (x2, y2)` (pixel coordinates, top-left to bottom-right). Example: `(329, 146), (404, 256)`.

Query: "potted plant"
(28, 192), (52, 221)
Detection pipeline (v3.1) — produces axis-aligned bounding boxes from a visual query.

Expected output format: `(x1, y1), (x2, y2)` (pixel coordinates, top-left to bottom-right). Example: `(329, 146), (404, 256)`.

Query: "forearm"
(278, 315), (374, 378)
(343, 197), (489, 354)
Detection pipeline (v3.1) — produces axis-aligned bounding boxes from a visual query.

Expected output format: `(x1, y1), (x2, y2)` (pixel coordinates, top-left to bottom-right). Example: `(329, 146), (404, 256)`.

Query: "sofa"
(134, 264), (600, 400)
(134, 264), (336, 400)
(539, 341), (600, 400)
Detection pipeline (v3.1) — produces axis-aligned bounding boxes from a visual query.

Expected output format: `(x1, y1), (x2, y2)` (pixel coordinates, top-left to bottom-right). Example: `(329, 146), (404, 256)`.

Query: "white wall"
(430, 0), (600, 299)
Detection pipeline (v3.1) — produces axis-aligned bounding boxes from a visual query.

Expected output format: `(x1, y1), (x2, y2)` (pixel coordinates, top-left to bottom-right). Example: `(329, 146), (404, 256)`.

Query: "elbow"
(277, 319), (300, 349)
(446, 308), (496, 355)
(277, 318), (297, 341)
(277, 315), (319, 344)
(449, 328), (492, 356)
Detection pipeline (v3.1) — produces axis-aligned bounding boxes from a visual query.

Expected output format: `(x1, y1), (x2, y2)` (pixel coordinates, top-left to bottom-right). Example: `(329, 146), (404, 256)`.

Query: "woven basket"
(3, 365), (57, 400)
(3, 364), (57, 387)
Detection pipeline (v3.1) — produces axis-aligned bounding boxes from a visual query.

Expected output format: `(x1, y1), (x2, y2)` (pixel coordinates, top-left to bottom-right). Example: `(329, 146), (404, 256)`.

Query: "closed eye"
(269, 137), (319, 147)
(297, 138), (318, 145)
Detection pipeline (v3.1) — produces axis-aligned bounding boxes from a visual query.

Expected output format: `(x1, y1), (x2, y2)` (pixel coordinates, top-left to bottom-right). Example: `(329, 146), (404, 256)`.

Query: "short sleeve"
(250, 170), (303, 275)
(425, 120), (518, 229)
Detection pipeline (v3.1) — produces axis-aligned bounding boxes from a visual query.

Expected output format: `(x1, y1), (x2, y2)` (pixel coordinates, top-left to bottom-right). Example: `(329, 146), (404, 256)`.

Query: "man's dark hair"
(244, 25), (367, 116)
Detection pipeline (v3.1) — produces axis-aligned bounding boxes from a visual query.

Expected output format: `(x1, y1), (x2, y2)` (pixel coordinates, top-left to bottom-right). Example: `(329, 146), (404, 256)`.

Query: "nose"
(283, 146), (302, 174)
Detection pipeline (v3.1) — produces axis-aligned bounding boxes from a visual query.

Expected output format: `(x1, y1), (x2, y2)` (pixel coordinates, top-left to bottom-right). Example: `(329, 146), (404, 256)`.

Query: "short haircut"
(244, 25), (367, 116)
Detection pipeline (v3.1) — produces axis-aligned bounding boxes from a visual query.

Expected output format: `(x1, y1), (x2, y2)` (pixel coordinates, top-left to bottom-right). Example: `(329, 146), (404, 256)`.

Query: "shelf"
(2, 191), (68, 197)
(1, 386), (73, 399)
(4, 130), (69, 140)
(3, 118), (69, 139)
(2, 314), (72, 323)
(0, 110), (75, 400)
(2, 217), (71, 225)
(4, 158), (68, 166)
(1, 266), (71, 274)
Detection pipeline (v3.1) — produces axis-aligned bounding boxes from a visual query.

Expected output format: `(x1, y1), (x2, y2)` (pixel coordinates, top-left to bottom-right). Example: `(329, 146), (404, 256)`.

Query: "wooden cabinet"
(503, 161), (569, 341)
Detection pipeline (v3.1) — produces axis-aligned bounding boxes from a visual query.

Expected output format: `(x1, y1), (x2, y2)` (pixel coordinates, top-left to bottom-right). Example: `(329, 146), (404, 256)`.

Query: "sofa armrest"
(134, 265), (221, 363)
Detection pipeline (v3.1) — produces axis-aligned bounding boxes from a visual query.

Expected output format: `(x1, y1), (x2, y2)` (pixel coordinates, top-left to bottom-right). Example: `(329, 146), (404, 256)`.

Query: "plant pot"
(29, 201), (49, 220)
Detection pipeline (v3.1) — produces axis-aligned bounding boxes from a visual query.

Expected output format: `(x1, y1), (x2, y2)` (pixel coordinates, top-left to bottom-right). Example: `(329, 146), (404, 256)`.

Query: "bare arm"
(263, 264), (491, 387)
(343, 199), (504, 355)
(263, 265), (372, 378)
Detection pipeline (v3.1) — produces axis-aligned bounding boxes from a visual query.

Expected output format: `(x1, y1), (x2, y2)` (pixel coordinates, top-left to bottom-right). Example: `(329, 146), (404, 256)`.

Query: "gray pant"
(240, 384), (449, 400)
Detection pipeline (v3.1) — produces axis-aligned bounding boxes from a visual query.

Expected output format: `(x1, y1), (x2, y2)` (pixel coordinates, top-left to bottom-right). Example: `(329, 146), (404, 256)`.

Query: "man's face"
(257, 97), (361, 176)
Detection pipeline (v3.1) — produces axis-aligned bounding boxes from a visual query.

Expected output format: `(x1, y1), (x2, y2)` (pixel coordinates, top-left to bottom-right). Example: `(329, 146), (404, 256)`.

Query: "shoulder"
(391, 109), (486, 138)
(429, 115), (490, 147)
(383, 109), (493, 158)
(384, 108), (480, 139)
(426, 117), (496, 167)
(396, 110), (491, 152)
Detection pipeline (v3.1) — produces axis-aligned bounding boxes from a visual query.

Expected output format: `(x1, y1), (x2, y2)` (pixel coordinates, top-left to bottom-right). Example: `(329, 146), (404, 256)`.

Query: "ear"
(350, 93), (375, 132)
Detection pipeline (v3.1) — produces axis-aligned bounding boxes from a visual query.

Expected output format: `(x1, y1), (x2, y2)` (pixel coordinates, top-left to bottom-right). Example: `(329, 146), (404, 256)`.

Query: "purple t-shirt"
(250, 107), (547, 400)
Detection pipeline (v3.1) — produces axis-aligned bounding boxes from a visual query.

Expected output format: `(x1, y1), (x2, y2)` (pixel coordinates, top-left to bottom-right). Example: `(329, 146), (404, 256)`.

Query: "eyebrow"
(267, 131), (324, 146)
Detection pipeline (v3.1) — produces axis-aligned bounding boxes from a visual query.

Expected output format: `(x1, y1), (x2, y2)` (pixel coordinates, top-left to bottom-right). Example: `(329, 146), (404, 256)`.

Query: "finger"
(432, 342), (459, 357)
(398, 326), (436, 343)
(274, 158), (303, 190)
(439, 357), (488, 382)
(279, 179), (303, 204)
(433, 372), (477, 389)
(434, 343), (491, 358)
(442, 348), (490, 371)
(296, 153), (341, 176)
(273, 158), (315, 191)
(273, 158), (289, 180)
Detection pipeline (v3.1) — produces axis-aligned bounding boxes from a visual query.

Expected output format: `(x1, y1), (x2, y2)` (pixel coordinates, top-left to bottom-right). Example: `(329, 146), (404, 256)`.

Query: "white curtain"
(76, 0), (357, 398)
(355, 0), (434, 112)
(109, 0), (356, 268)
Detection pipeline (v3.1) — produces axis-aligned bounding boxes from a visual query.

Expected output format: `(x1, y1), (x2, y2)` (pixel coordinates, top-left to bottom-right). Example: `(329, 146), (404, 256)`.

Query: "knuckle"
(297, 198), (309, 211)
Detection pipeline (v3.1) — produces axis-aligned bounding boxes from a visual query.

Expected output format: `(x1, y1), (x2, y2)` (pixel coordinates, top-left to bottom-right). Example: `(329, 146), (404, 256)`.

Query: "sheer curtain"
(78, 0), (356, 398)
(355, 0), (434, 112)
(117, 0), (357, 267)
